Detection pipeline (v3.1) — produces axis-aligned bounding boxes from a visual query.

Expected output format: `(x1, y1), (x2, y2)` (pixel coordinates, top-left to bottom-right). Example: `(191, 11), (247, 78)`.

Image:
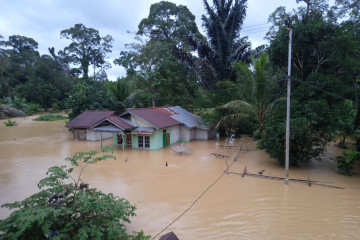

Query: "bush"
(336, 150), (360, 176)
(3, 120), (18, 126)
(27, 103), (42, 115)
(4, 96), (29, 113)
(33, 114), (67, 121)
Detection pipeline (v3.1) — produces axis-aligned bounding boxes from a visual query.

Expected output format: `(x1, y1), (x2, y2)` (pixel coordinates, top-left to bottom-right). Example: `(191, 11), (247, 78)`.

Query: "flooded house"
(65, 106), (215, 149)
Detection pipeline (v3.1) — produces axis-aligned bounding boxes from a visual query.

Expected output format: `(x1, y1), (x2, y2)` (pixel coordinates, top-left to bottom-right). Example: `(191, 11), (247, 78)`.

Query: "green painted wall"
(112, 133), (126, 149)
(151, 131), (163, 149)
(131, 130), (164, 150)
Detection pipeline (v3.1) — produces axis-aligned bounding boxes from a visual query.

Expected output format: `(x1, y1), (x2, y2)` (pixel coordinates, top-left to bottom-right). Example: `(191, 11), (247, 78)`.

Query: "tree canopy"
(0, 149), (150, 239)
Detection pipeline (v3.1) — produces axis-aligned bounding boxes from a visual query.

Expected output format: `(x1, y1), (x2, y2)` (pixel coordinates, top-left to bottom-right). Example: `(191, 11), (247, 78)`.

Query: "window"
(138, 135), (150, 148)
(145, 136), (150, 148)
(138, 135), (144, 148)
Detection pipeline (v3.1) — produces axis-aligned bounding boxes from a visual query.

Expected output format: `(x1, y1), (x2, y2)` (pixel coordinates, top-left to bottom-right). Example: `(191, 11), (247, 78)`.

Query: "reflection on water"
(1, 116), (360, 239)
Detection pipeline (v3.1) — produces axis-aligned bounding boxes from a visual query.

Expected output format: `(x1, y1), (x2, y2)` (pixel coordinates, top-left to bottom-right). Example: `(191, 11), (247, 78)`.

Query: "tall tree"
(261, 0), (356, 165)
(4, 35), (40, 89)
(216, 53), (281, 137)
(60, 23), (113, 80)
(117, 1), (200, 108)
(201, 0), (251, 83)
(66, 79), (117, 120)
(172, 0), (251, 91)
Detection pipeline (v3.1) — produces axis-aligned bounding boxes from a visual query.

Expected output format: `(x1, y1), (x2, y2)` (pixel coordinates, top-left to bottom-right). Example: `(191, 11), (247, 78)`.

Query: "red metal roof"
(127, 107), (181, 129)
(65, 110), (114, 128)
(159, 232), (179, 240)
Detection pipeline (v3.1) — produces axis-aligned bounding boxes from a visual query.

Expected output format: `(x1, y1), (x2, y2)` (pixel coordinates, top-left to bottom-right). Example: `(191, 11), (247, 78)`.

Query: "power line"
(150, 80), (287, 239)
(242, 22), (271, 29)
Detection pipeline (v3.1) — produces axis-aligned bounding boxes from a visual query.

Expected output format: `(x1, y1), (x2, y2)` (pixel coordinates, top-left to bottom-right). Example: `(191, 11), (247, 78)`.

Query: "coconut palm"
(216, 52), (282, 137)
(105, 77), (133, 110)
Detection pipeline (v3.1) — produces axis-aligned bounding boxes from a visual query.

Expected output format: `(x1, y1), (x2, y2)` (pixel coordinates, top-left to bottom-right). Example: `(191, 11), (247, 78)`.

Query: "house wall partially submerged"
(72, 128), (112, 141)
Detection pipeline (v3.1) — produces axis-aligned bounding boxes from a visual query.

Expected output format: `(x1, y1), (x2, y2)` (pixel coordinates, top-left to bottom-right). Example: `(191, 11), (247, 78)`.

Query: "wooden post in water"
(100, 132), (103, 150)
(285, 28), (292, 185)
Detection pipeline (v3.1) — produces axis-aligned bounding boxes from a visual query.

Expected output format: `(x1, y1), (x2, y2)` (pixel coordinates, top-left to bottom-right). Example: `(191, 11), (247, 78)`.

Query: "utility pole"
(285, 28), (292, 185)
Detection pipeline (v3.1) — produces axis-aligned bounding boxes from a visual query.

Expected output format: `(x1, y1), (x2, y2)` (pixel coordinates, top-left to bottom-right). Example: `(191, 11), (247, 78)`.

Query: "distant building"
(65, 106), (215, 149)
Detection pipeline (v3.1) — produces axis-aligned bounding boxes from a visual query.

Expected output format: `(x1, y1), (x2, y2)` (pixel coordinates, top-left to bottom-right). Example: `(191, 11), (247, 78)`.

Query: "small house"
(66, 106), (215, 150)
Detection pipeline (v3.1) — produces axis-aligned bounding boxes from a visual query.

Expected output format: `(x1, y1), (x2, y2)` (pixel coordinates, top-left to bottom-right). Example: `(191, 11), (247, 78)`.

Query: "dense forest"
(0, 0), (359, 169)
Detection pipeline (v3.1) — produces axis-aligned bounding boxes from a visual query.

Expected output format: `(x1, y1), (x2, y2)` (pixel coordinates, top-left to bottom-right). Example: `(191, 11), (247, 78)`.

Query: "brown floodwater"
(1, 116), (360, 239)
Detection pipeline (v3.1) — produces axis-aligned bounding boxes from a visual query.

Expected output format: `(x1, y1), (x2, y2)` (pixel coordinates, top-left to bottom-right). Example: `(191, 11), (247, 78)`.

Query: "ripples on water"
(0, 116), (360, 239)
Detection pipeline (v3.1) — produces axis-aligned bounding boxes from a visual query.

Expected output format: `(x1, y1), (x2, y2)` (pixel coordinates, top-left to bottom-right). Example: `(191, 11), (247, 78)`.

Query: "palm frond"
(215, 113), (251, 129)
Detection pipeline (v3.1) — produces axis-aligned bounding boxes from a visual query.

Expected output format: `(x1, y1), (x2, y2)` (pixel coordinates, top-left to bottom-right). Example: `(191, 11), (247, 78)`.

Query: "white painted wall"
(168, 125), (180, 143)
(189, 128), (196, 141)
(179, 125), (190, 141)
(195, 129), (209, 140)
(86, 130), (112, 141)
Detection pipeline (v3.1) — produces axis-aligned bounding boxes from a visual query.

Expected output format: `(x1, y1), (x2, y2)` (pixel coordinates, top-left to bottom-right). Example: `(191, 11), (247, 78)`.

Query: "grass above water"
(33, 114), (68, 121)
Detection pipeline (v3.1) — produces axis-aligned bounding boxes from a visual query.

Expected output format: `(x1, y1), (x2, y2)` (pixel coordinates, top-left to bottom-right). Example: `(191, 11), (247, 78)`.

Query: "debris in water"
(171, 143), (192, 155)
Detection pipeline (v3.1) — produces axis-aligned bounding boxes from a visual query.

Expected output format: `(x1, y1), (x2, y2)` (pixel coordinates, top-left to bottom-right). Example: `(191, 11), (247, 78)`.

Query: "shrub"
(3, 120), (18, 126)
(336, 150), (360, 176)
(33, 114), (67, 121)
(27, 103), (42, 115)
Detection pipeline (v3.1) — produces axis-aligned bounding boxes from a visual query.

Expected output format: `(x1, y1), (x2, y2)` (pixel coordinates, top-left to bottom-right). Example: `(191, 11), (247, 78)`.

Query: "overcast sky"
(0, 0), (301, 80)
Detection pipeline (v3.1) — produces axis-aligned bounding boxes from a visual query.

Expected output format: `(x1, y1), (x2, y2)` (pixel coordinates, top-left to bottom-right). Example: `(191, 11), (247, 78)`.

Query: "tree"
(216, 53), (281, 137)
(0, 149), (150, 239)
(259, 73), (349, 166)
(60, 23), (113, 80)
(201, 0), (251, 84)
(0, 35), (11, 98)
(66, 79), (117, 120)
(137, 1), (201, 43)
(15, 55), (74, 109)
(2, 35), (40, 95)
(117, 2), (200, 108)
(260, 0), (356, 165)
(105, 77), (134, 111)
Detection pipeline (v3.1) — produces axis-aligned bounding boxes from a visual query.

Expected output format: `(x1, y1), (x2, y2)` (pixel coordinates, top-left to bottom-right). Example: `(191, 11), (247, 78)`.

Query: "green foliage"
(217, 53), (281, 137)
(4, 96), (28, 113)
(60, 23), (113, 80)
(105, 77), (133, 111)
(259, 73), (347, 166)
(336, 150), (360, 175)
(66, 79), (118, 120)
(27, 103), (42, 115)
(3, 119), (18, 126)
(0, 150), (150, 240)
(200, 0), (251, 85)
(33, 114), (67, 121)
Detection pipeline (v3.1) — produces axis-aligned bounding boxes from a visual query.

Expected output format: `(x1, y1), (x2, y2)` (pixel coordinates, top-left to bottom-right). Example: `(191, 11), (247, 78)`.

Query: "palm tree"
(216, 52), (282, 138)
(105, 77), (133, 110)
(171, 0), (251, 90)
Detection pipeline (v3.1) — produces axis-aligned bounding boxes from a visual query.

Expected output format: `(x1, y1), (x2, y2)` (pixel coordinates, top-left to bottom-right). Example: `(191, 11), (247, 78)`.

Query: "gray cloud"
(0, 0), (301, 80)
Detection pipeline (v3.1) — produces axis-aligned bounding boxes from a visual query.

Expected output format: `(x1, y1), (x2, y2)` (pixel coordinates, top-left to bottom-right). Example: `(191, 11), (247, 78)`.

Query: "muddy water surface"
(1, 116), (360, 239)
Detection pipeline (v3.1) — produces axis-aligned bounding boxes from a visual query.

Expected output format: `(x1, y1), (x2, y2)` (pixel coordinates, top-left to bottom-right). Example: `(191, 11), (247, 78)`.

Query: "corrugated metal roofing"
(65, 110), (114, 128)
(159, 231), (179, 240)
(126, 107), (181, 129)
(169, 106), (206, 129)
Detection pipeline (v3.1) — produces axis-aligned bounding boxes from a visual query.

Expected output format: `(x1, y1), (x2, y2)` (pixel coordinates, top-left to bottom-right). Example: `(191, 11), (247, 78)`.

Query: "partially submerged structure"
(66, 106), (215, 149)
